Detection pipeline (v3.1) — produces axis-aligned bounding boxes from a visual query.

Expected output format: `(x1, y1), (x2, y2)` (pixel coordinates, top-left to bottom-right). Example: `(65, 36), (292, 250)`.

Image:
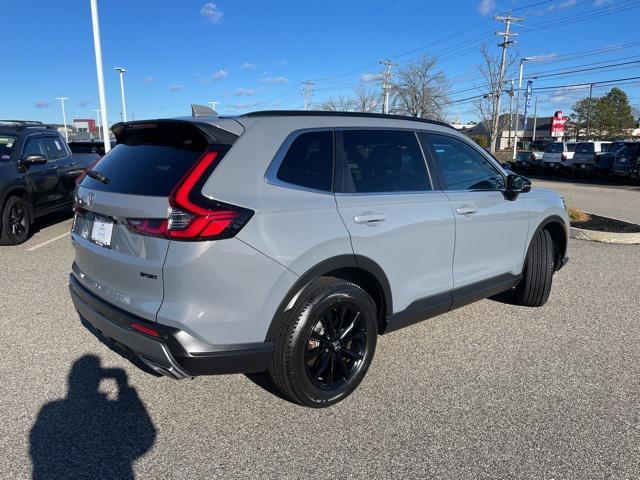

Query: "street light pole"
(54, 97), (70, 142)
(114, 67), (127, 122)
(93, 109), (101, 141)
(512, 57), (531, 160)
(90, 0), (111, 154)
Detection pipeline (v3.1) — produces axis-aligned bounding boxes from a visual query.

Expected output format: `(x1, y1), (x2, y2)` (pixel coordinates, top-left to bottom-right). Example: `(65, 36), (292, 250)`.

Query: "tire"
(268, 277), (378, 408)
(0, 196), (31, 245)
(514, 229), (555, 307)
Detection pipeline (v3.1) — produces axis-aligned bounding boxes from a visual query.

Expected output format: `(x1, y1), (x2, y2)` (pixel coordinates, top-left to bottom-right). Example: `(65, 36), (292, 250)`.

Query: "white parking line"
(26, 232), (70, 252)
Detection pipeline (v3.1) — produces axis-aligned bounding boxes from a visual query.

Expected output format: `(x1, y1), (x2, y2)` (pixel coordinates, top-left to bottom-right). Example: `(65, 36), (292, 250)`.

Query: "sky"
(1, 0), (639, 126)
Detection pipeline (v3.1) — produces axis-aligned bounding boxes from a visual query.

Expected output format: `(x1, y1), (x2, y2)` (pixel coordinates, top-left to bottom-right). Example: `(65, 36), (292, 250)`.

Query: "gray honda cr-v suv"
(69, 110), (569, 407)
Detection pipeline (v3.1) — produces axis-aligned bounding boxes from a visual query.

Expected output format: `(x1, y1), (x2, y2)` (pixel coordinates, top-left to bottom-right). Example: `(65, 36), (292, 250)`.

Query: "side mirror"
(22, 154), (47, 166)
(505, 174), (531, 200)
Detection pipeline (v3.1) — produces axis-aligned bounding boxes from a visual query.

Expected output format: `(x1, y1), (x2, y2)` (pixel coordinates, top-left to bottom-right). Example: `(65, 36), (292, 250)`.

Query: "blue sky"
(2, 0), (639, 125)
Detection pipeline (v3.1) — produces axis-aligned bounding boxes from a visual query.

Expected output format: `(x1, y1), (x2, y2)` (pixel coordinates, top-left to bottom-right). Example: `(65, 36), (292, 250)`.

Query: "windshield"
(575, 143), (594, 153)
(0, 135), (17, 160)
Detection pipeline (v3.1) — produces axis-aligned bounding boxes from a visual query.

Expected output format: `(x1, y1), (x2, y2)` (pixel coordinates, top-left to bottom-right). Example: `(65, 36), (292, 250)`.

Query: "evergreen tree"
(593, 87), (635, 138)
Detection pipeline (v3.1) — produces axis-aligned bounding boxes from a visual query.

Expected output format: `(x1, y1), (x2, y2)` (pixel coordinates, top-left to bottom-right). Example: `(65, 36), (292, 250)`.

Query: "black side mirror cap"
(22, 154), (47, 166)
(505, 173), (531, 200)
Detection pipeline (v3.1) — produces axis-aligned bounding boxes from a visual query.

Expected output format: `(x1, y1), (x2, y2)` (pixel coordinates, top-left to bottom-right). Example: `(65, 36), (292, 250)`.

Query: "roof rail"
(0, 120), (58, 131)
(240, 110), (455, 130)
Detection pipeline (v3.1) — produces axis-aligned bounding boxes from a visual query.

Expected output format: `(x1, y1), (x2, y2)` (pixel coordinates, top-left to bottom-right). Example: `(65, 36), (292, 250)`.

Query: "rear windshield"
(546, 143), (563, 153)
(531, 141), (547, 152)
(566, 143), (576, 152)
(575, 143), (594, 153)
(0, 135), (16, 160)
(80, 124), (209, 196)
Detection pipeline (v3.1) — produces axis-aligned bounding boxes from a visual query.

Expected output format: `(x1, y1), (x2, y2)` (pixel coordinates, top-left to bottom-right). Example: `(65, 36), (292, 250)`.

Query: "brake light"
(593, 154), (599, 163)
(126, 149), (254, 241)
(131, 322), (161, 338)
(561, 154), (567, 162)
(530, 153), (536, 161)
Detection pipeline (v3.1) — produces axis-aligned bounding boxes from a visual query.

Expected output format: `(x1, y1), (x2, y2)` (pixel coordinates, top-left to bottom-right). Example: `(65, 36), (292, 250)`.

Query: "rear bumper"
(69, 274), (273, 379)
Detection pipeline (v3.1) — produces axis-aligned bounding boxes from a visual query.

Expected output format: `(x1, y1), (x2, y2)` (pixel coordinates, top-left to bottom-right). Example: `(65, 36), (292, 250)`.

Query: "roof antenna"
(191, 104), (218, 117)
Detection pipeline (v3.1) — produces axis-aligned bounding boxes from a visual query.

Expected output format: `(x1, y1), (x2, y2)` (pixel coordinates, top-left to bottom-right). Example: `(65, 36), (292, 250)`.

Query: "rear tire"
(514, 229), (555, 307)
(0, 196), (31, 245)
(269, 277), (377, 408)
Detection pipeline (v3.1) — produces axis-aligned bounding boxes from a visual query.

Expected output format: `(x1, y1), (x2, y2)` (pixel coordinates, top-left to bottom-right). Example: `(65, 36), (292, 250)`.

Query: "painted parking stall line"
(26, 232), (70, 252)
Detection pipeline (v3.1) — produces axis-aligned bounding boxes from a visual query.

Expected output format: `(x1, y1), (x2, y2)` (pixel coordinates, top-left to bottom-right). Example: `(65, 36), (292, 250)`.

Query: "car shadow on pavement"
(29, 354), (157, 480)
(244, 372), (298, 405)
(30, 209), (74, 236)
(489, 288), (519, 306)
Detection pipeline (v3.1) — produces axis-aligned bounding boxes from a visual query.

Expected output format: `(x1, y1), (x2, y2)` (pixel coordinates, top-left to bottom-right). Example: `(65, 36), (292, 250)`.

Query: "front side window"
(336, 129), (431, 193)
(276, 131), (333, 192)
(22, 138), (47, 159)
(43, 137), (67, 160)
(426, 134), (505, 191)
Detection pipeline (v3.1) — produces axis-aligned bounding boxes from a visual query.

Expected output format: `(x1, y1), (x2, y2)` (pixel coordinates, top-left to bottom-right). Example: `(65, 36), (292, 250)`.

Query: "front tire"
(1, 196), (31, 245)
(514, 229), (555, 307)
(269, 277), (378, 408)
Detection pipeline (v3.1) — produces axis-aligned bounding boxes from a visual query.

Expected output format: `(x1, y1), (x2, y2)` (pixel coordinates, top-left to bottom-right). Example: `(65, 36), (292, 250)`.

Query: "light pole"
(512, 57), (532, 160)
(208, 101), (219, 111)
(54, 97), (70, 142)
(114, 67), (127, 122)
(90, 0), (111, 153)
(93, 109), (101, 140)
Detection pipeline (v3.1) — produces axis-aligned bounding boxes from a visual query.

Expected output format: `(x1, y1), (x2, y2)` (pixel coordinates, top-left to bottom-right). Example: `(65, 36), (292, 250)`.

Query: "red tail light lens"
(593, 154), (599, 163)
(561, 154), (567, 162)
(530, 153), (536, 161)
(126, 149), (253, 241)
(131, 322), (161, 337)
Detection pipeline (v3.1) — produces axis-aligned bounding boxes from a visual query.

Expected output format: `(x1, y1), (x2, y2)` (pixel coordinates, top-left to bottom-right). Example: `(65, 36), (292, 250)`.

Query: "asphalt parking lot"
(1, 180), (639, 479)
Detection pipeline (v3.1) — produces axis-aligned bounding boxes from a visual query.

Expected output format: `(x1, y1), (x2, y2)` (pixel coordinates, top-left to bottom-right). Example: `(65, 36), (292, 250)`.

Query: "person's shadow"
(29, 355), (156, 479)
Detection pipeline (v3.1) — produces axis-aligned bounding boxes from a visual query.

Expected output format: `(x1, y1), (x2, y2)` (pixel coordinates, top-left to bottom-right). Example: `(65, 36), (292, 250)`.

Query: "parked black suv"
(0, 121), (93, 244)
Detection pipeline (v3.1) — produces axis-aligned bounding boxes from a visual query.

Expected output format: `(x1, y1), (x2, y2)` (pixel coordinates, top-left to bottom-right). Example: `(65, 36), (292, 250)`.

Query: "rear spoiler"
(111, 119), (239, 146)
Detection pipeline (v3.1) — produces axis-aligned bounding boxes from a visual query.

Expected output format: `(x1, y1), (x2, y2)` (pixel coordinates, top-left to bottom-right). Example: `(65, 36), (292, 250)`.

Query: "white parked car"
(542, 141), (577, 173)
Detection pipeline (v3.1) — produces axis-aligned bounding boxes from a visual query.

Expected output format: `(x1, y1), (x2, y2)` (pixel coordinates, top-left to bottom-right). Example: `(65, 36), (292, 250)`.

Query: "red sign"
(551, 110), (566, 137)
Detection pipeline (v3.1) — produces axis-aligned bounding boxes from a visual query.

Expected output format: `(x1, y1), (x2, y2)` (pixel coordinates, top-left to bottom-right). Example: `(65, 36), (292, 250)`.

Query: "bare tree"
(474, 45), (516, 152)
(389, 55), (449, 120)
(318, 87), (380, 113)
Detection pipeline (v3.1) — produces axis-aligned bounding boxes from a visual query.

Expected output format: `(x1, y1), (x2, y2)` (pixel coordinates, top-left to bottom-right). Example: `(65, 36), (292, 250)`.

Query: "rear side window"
(575, 143), (594, 153)
(80, 124), (210, 196)
(336, 129), (430, 193)
(276, 131), (333, 192)
(0, 135), (16, 159)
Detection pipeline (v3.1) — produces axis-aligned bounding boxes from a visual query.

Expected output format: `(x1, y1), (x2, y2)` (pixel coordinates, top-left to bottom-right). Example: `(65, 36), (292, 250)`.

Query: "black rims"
(305, 302), (368, 391)
(1, 196), (31, 245)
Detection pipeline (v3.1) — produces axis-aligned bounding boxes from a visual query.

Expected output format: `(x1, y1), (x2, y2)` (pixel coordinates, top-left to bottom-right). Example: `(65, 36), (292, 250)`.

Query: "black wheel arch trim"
(264, 254), (392, 342)
(528, 214), (569, 270)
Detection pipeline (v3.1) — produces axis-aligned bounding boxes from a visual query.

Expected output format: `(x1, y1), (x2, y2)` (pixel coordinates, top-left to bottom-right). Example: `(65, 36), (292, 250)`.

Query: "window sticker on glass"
(54, 140), (61, 149)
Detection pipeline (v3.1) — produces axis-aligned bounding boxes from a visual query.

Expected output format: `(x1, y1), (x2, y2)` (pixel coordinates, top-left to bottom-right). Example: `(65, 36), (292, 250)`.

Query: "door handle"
(455, 207), (477, 216)
(353, 213), (386, 224)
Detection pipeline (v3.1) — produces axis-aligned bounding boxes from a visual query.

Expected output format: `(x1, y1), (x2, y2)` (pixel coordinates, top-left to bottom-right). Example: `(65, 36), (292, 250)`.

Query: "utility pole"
(532, 97), (538, 141)
(508, 79), (514, 148)
(208, 101), (219, 111)
(302, 81), (314, 111)
(54, 97), (69, 142)
(512, 57), (532, 159)
(114, 67), (127, 122)
(585, 83), (594, 140)
(380, 59), (396, 114)
(491, 12), (524, 153)
(93, 109), (101, 141)
(90, 0), (111, 153)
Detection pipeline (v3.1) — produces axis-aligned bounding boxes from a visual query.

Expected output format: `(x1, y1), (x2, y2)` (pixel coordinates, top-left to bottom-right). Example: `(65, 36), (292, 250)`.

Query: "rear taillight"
(593, 154), (599, 163)
(126, 149), (253, 241)
(561, 154), (567, 162)
(530, 153), (536, 161)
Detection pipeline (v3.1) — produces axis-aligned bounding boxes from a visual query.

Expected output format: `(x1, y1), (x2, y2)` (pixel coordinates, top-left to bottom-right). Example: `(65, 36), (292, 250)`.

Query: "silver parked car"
(542, 141), (577, 173)
(571, 141), (612, 175)
(69, 110), (569, 407)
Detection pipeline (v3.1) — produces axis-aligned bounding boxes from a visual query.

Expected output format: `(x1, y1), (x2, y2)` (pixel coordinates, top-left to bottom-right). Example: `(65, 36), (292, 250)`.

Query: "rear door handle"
(455, 207), (477, 216)
(353, 213), (386, 224)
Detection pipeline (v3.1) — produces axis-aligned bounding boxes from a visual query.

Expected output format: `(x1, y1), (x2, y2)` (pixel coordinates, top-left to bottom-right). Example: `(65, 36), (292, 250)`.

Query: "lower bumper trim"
(69, 275), (273, 378)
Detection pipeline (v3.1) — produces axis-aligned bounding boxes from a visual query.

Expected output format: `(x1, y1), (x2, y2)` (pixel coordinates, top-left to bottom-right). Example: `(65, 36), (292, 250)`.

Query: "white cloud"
(275, 60), (287, 67)
(477, 0), (496, 15)
(360, 73), (383, 83)
(240, 62), (257, 69)
(169, 84), (184, 92)
(200, 3), (223, 24)
(228, 101), (264, 110)
(143, 76), (155, 85)
(235, 88), (255, 97)
(260, 76), (288, 84)
(211, 69), (228, 81)
(78, 100), (92, 107)
(35, 101), (50, 109)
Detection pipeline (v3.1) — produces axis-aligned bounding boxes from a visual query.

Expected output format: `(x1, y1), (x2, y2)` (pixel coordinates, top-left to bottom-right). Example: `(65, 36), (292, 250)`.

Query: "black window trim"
(334, 126), (436, 196)
(264, 127), (336, 195)
(422, 131), (508, 193)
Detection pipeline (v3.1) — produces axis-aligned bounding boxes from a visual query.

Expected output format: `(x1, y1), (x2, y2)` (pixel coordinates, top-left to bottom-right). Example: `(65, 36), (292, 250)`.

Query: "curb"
(570, 226), (640, 245)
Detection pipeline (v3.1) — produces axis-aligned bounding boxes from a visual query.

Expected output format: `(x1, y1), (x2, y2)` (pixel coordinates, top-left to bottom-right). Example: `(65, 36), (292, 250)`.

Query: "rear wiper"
(86, 170), (110, 184)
